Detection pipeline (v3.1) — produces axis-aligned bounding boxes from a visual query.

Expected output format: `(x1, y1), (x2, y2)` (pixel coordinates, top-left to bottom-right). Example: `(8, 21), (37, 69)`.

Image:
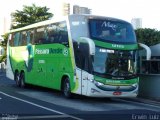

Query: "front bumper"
(86, 80), (138, 97)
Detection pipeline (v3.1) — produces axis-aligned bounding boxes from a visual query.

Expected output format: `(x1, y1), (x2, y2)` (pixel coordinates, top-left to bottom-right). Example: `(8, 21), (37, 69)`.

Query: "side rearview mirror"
(138, 43), (151, 60)
(78, 37), (95, 55)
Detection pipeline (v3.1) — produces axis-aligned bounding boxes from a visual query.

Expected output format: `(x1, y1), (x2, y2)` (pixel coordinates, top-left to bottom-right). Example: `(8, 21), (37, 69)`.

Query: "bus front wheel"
(63, 77), (72, 98)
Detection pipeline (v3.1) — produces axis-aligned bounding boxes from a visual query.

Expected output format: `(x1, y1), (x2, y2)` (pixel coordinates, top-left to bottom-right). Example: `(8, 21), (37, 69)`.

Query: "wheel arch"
(61, 74), (70, 91)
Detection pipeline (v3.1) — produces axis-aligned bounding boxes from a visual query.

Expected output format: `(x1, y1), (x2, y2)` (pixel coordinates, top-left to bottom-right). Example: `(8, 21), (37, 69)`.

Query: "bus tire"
(14, 71), (20, 87)
(20, 72), (25, 88)
(63, 77), (72, 98)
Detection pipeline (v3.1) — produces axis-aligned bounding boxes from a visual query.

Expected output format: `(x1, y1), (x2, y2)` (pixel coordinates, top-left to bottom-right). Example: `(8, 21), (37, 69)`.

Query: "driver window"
(99, 30), (110, 38)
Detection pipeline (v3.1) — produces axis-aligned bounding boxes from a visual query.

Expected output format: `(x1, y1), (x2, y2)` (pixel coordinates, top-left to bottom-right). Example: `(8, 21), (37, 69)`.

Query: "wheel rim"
(15, 73), (20, 86)
(63, 79), (71, 98)
(20, 73), (25, 88)
(64, 80), (70, 97)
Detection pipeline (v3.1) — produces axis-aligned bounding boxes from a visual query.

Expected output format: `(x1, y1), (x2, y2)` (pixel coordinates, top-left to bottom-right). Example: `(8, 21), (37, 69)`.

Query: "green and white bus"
(6, 15), (147, 97)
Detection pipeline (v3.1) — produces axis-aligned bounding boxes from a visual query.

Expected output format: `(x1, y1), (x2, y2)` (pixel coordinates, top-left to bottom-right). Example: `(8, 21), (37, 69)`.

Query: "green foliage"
(11, 4), (53, 29)
(0, 53), (6, 63)
(135, 28), (160, 46)
(0, 33), (9, 62)
(0, 33), (8, 47)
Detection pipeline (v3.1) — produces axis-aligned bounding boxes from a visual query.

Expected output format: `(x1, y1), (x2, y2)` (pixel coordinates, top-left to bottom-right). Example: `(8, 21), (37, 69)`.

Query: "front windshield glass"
(93, 47), (137, 79)
(89, 19), (136, 44)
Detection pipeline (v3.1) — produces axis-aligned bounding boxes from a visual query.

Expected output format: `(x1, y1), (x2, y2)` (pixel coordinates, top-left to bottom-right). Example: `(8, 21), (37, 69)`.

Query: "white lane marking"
(0, 91), (83, 120)
(0, 92), (63, 114)
(0, 97), (1, 100)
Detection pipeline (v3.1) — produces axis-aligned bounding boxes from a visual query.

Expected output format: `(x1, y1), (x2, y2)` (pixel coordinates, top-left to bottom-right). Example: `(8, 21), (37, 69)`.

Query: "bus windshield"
(89, 19), (136, 44)
(93, 47), (137, 79)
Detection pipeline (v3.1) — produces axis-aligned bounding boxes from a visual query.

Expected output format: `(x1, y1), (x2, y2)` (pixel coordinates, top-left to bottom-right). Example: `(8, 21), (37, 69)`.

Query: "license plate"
(113, 91), (122, 95)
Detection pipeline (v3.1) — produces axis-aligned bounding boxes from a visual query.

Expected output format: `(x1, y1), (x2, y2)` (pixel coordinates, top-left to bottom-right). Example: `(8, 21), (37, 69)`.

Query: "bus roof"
(9, 16), (68, 33)
(8, 14), (130, 33)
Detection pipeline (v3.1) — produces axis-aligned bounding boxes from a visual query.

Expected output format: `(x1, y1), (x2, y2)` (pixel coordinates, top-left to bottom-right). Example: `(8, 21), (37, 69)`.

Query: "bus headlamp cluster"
(88, 79), (104, 86)
(95, 81), (104, 86)
(91, 80), (104, 86)
(132, 83), (138, 88)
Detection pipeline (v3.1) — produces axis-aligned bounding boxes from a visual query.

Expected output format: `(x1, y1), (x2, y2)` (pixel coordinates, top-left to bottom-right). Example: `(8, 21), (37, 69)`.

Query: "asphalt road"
(0, 72), (160, 120)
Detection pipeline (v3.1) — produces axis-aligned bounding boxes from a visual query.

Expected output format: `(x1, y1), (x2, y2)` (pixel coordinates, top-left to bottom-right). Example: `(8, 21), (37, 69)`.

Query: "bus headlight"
(88, 79), (104, 86)
(132, 83), (138, 88)
(94, 81), (104, 86)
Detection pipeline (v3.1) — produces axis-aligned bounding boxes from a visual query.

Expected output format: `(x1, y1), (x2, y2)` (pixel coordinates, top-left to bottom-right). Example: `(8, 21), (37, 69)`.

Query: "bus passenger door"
(75, 68), (82, 95)
(81, 70), (88, 95)
(74, 42), (90, 96)
(75, 68), (88, 96)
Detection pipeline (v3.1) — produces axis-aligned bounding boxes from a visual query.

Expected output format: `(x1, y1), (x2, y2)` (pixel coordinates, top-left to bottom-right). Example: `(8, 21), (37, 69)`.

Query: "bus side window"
(58, 22), (69, 45)
(47, 26), (53, 43)
(14, 32), (20, 46)
(20, 31), (27, 46)
(73, 41), (82, 68)
(47, 23), (58, 43)
(9, 34), (14, 47)
(35, 27), (46, 45)
(43, 29), (49, 44)
(47, 22), (69, 45)
(79, 43), (90, 72)
(30, 30), (35, 44)
(26, 30), (34, 44)
(74, 42), (90, 72)
(26, 31), (30, 44)
(59, 31), (69, 44)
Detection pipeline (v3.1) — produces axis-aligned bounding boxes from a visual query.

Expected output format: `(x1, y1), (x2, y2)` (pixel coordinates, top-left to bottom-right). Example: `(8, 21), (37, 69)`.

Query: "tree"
(11, 4), (53, 29)
(0, 33), (9, 62)
(135, 28), (160, 46)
